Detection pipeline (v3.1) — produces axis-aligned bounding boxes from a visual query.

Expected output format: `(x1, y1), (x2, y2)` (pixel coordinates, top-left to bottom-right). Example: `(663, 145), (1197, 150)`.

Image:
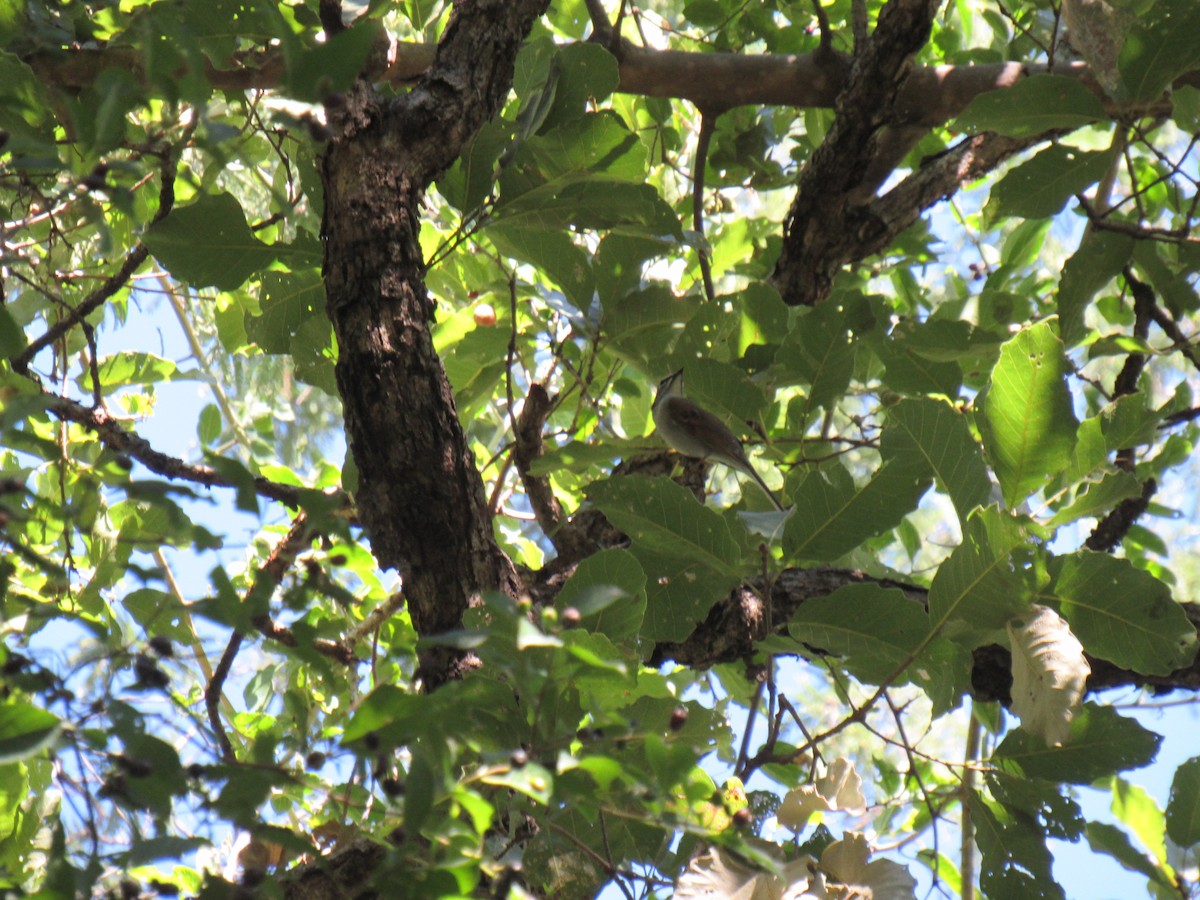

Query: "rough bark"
(319, 0), (549, 680)
(769, 0), (942, 306)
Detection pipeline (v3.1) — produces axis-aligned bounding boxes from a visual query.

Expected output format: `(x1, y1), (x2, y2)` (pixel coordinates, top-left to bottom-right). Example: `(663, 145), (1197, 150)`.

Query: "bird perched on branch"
(652, 369), (786, 511)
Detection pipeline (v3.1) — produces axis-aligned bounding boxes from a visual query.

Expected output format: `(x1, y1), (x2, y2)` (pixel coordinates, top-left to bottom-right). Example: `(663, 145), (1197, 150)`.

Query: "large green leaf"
(1050, 551), (1197, 675)
(437, 118), (514, 212)
(870, 328), (963, 396)
(1047, 470), (1142, 526)
(488, 223), (595, 311)
(1166, 757), (1200, 847)
(586, 476), (747, 573)
(784, 457), (930, 563)
(554, 548), (647, 641)
(0, 700), (61, 764)
(244, 269), (324, 354)
(1117, 0), (1200, 102)
(969, 790), (1064, 900)
(988, 145), (1115, 220)
(884, 397), (993, 524)
(667, 360), (771, 428)
(994, 704), (1162, 784)
(926, 506), (1032, 637)
(787, 583), (929, 684)
(588, 477), (749, 641)
(1057, 231), (1134, 347)
(603, 284), (699, 362)
(539, 42), (621, 130)
(279, 23), (378, 102)
(954, 74), (1107, 138)
(499, 110), (647, 200)
(978, 321), (1078, 507)
(145, 192), (277, 290)
(79, 352), (180, 389)
(778, 300), (855, 412)
(1084, 823), (1175, 890)
(494, 177), (679, 235)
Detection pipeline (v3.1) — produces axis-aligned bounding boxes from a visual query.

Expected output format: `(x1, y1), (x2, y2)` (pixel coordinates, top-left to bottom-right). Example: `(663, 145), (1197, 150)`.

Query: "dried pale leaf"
(777, 757), (865, 832)
(777, 785), (832, 833)
(818, 757), (866, 811)
(820, 832), (917, 900)
(675, 848), (780, 900)
(1008, 604), (1090, 747)
(675, 848), (818, 900)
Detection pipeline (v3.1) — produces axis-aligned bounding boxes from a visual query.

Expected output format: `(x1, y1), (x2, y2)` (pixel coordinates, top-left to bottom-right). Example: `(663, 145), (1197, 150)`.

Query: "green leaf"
(634, 548), (742, 642)
(501, 110), (647, 194)
(496, 177), (679, 235)
(979, 321), (1078, 506)
(603, 284), (700, 362)
(784, 457), (930, 563)
(488, 223), (595, 312)
(871, 328), (963, 396)
(145, 192), (277, 290)
(437, 118), (514, 212)
(1166, 757), (1200, 847)
(988, 772), (1084, 840)
(554, 548), (647, 641)
(586, 476), (746, 573)
(1100, 391), (1160, 451)
(1085, 823), (1175, 888)
(482, 761), (554, 805)
(244, 269), (325, 354)
(1172, 85), (1200, 131)
(884, 397), (993, 524)
(969, 790), (1064, 900)
(994, 704), (1162, 783)
(111, 732), (187, 818)
(988, 145), (1115, 220)
(1109, 777), (1170, 869)
(85, 352), (179, 388)
(787, 583), (929, 684)
(540, 42), (621, 129)
(1047, 469), (1142, 526)
(280, 23), (378, 102)
(0, 700), (61, 764)
(778, 300), (855, 412)
(954, 74), (1107, 138)
(0, 52), (53, 139)
(1117, 0), (1200, 103)
(927, 506), (1032, 636)
(0, 304), (27, 356)
(0, 0), (26, 47)
(669, 359), (770, 427)
(1051, 551), (1197, 675)
(684, 0), (727, 27)
(1057, 231), (1134, 347)
(585, 477), (750, 641)
(198, 402), (223, 446)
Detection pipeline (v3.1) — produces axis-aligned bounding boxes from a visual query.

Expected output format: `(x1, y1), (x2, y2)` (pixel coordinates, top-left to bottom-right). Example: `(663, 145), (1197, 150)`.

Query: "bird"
(651, 369), (786, 511)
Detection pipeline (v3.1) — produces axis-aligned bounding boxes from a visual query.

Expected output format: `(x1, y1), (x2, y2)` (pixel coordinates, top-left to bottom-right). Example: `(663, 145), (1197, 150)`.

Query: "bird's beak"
(656, 369), (685, 401)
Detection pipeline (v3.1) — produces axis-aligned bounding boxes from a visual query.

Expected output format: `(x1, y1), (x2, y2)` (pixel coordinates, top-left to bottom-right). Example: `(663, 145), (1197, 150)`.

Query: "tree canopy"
(3, 0), (1200, 897)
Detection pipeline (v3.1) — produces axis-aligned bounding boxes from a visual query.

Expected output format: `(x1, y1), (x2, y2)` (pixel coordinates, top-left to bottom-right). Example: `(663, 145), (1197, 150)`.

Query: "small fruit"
(473, 303), (497, 327)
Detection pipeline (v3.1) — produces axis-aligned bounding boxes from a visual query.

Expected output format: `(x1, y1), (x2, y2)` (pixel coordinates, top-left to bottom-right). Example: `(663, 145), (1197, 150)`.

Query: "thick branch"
(770, 0), (941, 306)
(319, 1), (547, 679)
(24, 42), (1181, 127)
(644, 566), (1200, 697)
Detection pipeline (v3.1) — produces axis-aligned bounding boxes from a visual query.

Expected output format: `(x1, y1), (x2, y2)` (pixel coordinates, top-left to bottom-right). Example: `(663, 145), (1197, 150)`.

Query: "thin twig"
(13, 119), (194, 373)
(692, 110), (718, 303)
(961, 708), (982, 900)
(39, 387), (344, 510)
